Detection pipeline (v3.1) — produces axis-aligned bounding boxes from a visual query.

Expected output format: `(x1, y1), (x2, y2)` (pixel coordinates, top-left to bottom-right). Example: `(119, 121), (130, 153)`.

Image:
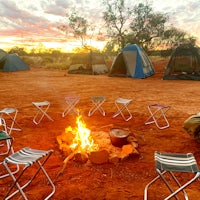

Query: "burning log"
(74, 152), (88, 163)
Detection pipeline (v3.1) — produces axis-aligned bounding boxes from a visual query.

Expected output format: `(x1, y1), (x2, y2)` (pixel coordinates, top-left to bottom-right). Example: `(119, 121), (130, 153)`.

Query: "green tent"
(0, 50), (29, 72)
(163, 44), (200, 80)
(68, 51), (108, 75)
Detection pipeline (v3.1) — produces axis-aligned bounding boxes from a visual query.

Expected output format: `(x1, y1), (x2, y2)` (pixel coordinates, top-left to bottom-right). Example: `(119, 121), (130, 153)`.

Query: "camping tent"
(0, 51), (29, 72)
(68, 51), (108, 75)
(109, 44), (155, 78)
(163, 44), (200, 80)
(0, 49), (7, 62)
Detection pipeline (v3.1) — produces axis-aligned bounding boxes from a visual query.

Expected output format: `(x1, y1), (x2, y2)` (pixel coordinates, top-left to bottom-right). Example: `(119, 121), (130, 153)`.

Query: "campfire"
(57, 115), (99, 159)
(56, 114), (139, 176)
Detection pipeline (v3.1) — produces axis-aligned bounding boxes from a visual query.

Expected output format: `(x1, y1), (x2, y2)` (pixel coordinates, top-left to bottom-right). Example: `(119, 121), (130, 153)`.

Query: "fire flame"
(57, 115), (99, 154)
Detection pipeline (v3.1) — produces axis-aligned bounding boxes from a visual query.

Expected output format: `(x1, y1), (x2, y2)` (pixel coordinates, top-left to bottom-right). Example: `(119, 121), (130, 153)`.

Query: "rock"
(122, 144), (134, 154)
(88, 150), (109, 164)
(109, 154), (120, 164)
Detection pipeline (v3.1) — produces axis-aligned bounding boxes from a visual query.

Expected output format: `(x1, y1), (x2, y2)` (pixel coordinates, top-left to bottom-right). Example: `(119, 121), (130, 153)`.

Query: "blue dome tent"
(109, 44), (155, 78)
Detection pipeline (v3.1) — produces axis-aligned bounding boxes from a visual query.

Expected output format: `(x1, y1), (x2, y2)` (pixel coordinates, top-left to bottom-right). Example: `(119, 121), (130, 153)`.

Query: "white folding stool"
(112, 98), (132, 121)
(88, 96), (106, 117)
(3, 147), (55, 200)
(32, 101), (53, 125)
(62, 96), (80, 117)
(0, 108), (22, 135)
(145, 104), (170, 129)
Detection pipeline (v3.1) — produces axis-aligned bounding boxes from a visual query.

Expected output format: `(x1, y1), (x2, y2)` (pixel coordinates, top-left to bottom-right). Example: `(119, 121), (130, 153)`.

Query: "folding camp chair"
(0, 108), (22, 135)
(0, 117), (12, 156)
(62, 96), (80, 117)
(0, 117), (7, 133)
(32, 101), (53, 125)
(3, 147), (55, 200)
(0, 130), (19, 179)
(145, 104), (170, 129)
(112, 98), (132, 121)
(88, 96), (106, 117)
(144, 151), (200, 200)
(0, 118), (19, 179)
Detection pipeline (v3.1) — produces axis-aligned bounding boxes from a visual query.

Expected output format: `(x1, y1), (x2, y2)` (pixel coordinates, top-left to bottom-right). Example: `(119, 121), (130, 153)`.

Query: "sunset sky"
(0, 0), (200, 52)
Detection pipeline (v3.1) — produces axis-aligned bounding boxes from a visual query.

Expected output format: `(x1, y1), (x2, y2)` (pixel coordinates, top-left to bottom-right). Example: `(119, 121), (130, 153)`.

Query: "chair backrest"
(0, 117), (7, 133)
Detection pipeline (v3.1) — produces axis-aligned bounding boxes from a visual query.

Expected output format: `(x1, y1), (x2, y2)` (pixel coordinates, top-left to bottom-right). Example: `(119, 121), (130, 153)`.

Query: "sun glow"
(0, 35), (107, 53)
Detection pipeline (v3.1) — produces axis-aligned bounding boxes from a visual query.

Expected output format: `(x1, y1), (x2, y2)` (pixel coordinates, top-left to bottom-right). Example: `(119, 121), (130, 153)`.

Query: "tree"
(102, 0), (132, 50)
(129, 1), (168, 50)
(163, 27), (196, 47)
(59, 11), (89, 47)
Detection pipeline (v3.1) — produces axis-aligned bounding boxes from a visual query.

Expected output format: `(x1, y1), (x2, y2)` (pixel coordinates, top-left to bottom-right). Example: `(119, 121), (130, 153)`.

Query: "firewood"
(88, 149), (109, 164)
(132, 141), (138, 148)
(54, 150), (77, 182)
(127, 136), (138, 143)
(119, 152), (129, 161)
(74, 152), (88, 163)
(132, 147), (139, 155)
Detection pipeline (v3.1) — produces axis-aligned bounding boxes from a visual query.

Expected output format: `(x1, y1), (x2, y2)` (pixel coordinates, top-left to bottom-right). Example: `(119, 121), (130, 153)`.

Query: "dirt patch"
(0, 58), (200, 199)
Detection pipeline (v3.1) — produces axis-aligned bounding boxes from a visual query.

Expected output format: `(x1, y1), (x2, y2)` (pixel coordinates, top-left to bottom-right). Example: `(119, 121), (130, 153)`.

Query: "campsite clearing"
(0, 57), (200, 199)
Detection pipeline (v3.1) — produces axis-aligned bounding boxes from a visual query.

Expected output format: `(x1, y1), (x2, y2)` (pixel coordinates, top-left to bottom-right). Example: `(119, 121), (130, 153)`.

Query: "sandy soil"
(1, 58), (200, 200)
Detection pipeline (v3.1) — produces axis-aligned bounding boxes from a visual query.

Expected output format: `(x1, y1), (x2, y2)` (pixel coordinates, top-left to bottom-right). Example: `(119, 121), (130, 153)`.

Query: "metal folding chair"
(0, 108), (22, 135)
(144, 151), (200, 200)
(0, 117), (8, 134)
(0, 117), (13, 156)
(0, 120), (19, 179)
(88, 96), (106, 117)
(112, 98), (132, 121)
(62, 96), (80, 117)
(32, 101), (53, 125)
(3, 147), (55, 200)
(145, 104), (170, 129)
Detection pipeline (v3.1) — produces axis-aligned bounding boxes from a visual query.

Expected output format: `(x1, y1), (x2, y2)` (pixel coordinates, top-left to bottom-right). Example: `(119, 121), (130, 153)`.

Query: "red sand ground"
(0, 58), (200, 199)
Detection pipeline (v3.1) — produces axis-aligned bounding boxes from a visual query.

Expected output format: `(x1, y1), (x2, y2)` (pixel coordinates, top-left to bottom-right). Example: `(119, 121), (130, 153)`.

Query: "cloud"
(0, 0), (199, 50)
(152, 0), (200, 42)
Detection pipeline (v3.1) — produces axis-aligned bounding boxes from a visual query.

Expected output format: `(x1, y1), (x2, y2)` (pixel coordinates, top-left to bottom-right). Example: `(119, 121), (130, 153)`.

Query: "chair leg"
(113, 103), (132, 121)
(88, 100), (106, 117)
(144, 170), (200, 200)
(156, 170), (180, 200)
(0, 108), (22, 134)
(62, 101), (79, 117)
(145, 105), (170, 129)
(144, 171), (168, 200)
(33, 102), (53, 125)
(3, 148), (55, 200)
(0, 131), (19, 179)
(62, 97), (79, 117)
(164, 172), (200, 200)
(4, 164), (29, 200)
(6, 111), (22, 134)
